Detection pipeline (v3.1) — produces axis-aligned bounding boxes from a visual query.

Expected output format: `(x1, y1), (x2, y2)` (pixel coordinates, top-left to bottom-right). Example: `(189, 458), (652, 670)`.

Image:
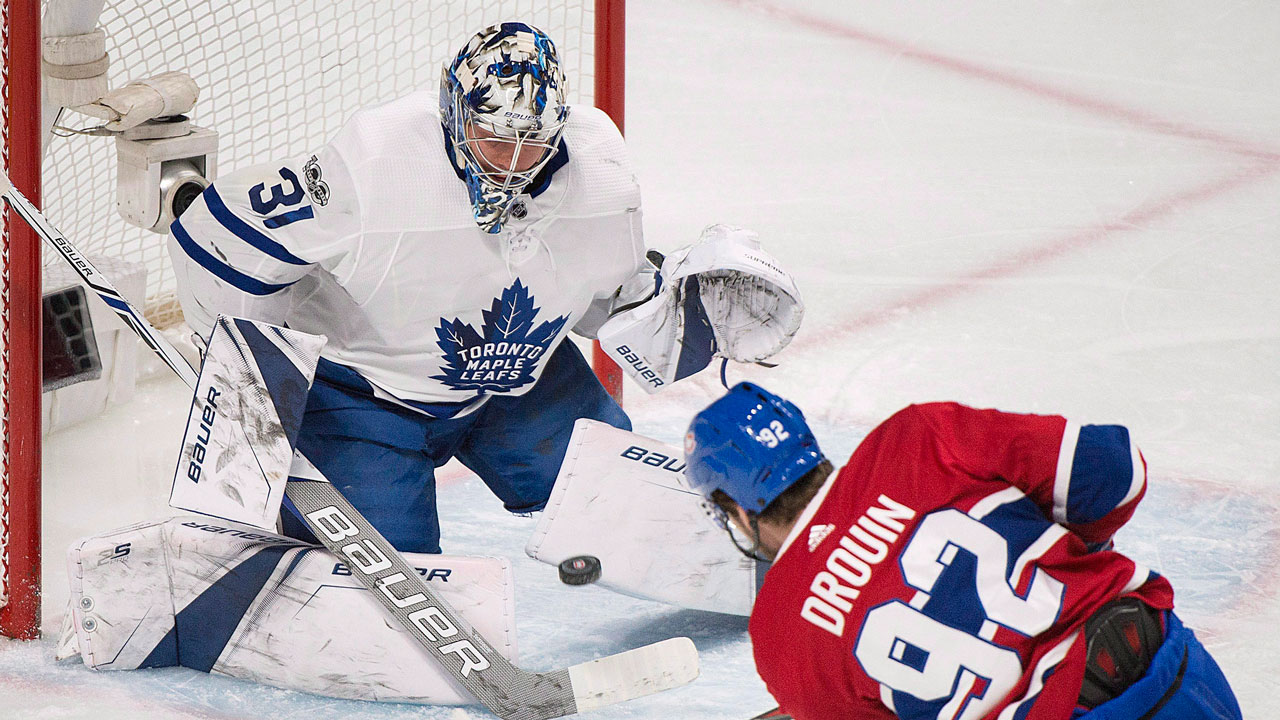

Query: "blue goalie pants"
(1074, 611), (1242, 720)
(281, 340), (630, 553)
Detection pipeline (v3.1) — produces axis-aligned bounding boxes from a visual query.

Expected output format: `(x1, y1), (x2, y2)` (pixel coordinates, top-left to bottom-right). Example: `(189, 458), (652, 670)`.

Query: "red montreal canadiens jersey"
(749, 403), (1174, 720)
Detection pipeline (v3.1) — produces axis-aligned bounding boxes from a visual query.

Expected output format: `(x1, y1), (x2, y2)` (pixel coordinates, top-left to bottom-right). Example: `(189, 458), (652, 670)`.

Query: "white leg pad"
(169, 317), (326, 530)
(66, 516), (516, 705)
(526, 420), (759, 616)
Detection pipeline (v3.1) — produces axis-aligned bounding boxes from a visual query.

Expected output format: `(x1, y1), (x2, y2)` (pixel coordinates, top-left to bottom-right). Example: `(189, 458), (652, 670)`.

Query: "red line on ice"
(714, 0), (1280, 345)
(721, 0), (1280, 162)
(817, 161), (1280, 342)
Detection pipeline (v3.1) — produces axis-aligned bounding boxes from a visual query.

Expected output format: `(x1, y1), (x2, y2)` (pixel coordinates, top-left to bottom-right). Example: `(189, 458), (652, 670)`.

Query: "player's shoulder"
(333, 90), (444, 160)
(845, 403), (962, 467)
(556, 104), (639, 214)
(881, 402), (985, 430)
(869, 402), (951, 434)
(563, 104), (624, 148)
(330, 91), (473, 229)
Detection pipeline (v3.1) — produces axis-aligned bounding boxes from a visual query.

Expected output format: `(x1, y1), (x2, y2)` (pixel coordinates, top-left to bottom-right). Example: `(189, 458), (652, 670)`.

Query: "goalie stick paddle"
(0, 169), (699, 719)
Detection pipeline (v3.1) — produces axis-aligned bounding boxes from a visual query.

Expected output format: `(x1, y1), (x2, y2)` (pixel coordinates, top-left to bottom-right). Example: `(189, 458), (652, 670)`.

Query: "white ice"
(4, 0), (1278, 718)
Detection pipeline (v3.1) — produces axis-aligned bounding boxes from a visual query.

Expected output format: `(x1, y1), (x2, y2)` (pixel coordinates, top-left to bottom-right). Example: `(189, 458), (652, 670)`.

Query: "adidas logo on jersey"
(807, 523), (835, 552)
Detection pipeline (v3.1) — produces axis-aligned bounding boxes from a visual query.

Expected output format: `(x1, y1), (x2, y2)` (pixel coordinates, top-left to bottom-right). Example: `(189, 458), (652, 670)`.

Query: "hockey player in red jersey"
(684, 382), (1242, 720)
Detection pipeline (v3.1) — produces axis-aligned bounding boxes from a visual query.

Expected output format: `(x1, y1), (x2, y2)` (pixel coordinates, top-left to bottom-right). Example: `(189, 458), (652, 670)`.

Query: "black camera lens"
(172, 179), (206, 219)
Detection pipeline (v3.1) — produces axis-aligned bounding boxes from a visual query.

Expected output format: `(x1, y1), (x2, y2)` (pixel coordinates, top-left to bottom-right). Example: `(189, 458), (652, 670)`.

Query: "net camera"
(116, 117), (218, 232)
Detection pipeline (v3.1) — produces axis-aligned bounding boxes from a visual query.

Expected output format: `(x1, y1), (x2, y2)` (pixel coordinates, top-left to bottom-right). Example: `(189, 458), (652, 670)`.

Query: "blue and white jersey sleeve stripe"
(171, 209), (299, 297)
(198, 183), (312, 266)
(1051, 422), (1146, 543)
(167, 150), (358, 339)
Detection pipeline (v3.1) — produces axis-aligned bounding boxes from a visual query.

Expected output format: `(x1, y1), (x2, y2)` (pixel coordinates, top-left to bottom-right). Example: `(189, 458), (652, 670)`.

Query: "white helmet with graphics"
(440, 23), (570, 233)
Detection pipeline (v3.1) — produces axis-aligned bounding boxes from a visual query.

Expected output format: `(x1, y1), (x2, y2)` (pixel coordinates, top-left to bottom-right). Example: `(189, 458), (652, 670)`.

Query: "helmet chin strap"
(723, 513), (773, 563)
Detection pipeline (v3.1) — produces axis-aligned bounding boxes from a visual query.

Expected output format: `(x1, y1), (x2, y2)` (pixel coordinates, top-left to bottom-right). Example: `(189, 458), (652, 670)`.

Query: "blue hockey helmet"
(684, 382), (825, 512)
(440, 23), (569, 234)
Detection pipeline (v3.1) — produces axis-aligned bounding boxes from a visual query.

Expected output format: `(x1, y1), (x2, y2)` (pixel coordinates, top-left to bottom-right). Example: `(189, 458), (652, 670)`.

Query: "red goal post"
(0, 0), (625, 641)
(0, 0), (42, 641)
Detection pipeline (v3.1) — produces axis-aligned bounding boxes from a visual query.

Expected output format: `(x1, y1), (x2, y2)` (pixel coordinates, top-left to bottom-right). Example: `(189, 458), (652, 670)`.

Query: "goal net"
(1, 0), (622, 639)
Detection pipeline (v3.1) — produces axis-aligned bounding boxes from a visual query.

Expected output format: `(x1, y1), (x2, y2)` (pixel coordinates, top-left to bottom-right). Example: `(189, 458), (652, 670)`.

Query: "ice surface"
(5, 0), (1277, 717)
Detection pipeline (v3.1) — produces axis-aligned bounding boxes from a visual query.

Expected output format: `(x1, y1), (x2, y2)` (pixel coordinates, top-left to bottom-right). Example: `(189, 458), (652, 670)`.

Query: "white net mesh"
(43, 0), (600, 327)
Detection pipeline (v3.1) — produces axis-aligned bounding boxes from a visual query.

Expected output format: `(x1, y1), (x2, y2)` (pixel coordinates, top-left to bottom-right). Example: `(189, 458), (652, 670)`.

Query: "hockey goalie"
(162, 21), (802, 562)
(55, 316), (519, 705)
(53, 20), (801, 709)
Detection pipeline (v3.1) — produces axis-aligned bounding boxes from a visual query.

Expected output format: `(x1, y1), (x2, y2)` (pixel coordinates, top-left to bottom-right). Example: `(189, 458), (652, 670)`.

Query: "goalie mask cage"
(0, 0), (625, 640)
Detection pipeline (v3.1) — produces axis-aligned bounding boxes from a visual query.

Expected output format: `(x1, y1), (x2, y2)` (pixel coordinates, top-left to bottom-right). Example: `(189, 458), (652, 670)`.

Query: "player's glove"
(597, 224), (804, 393)
(685, 225), (804, 363)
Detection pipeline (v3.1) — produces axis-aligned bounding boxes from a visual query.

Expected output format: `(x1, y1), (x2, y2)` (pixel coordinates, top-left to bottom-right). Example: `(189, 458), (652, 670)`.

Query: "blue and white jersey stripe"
(1053, 422), (1145, 526)
(201, 184), (311, 265)
(996, 630), (1081, 720)
(171, 214), (298, 296)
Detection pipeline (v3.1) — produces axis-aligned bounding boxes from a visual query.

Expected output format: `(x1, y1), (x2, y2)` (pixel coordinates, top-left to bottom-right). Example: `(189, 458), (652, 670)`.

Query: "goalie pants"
(1072, 610), (1242, 720)
(280, 340), (630, 553)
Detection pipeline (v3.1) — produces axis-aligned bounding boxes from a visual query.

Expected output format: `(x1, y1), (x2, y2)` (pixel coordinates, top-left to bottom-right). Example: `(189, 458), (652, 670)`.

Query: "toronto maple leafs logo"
(433, 279), (569, 393)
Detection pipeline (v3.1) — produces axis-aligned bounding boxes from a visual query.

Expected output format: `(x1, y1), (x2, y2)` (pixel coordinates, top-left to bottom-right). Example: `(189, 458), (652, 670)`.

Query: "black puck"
(558, 555), (602, 585)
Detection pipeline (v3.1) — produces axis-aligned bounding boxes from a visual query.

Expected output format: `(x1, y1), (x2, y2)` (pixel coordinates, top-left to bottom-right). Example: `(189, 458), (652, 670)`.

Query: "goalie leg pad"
(67, 516), (516, 705)
(169, 316), (326, 530)
(526, 420), (760, 615)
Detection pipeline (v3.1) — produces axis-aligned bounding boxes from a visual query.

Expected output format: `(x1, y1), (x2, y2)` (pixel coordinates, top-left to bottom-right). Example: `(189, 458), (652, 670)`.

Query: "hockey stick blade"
(567, 636), (698, 712)
(1, 170), (699, 719)
(749, 708), (792, 720)
(282, 478), (699, 719)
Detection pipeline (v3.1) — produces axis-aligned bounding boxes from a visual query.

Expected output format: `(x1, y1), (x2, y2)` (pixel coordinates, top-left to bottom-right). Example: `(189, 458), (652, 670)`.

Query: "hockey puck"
(558, 555), (602, 585)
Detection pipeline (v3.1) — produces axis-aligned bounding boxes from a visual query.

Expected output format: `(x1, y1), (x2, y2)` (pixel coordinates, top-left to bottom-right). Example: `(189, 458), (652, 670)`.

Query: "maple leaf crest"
(432, 279), (569, 393)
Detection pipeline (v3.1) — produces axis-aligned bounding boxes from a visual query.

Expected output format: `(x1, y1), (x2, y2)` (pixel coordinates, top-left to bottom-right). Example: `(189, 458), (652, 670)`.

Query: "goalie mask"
(441, 23), (569, 234)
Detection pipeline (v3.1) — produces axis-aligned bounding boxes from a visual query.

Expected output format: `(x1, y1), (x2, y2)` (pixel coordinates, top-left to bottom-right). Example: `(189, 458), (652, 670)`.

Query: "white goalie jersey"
(170, 91), (644, 412)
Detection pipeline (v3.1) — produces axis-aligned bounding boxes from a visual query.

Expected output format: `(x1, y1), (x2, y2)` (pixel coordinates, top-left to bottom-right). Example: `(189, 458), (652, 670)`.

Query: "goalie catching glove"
(598, 224), (803, 393)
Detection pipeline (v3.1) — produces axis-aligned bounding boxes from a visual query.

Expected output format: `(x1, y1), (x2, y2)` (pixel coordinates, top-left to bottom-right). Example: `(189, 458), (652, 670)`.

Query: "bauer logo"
(306, 504), (492, 677)
(615, 344), (664, 388)
(333, 563), (452, 582)
(620, 445), (686, 474)
(180, 521), (301, 545)
(432, 279), (568, 393)
(185, 385), (222, 483)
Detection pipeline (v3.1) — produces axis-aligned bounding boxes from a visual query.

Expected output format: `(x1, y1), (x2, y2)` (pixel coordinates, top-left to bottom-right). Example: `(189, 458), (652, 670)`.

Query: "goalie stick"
(0, 169), (698, 719)
(749, 708), (792, 720)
